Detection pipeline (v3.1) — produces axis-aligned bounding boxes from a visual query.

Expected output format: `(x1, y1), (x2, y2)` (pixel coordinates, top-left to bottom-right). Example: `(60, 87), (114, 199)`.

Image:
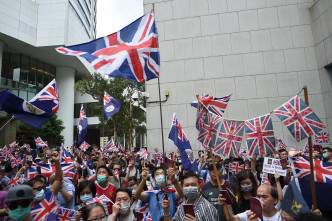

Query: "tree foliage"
(17, 114), (65, 147)
(74, 73), (146, 147)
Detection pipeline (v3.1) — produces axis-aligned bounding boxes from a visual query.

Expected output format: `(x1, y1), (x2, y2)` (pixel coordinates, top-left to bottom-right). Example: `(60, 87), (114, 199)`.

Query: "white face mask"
(183, 186), (199, 199)
(119, 202), (131, 215)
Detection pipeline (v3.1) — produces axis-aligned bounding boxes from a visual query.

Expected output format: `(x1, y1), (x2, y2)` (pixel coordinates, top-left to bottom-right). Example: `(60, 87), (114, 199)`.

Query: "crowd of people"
(0, 143), (331, 221)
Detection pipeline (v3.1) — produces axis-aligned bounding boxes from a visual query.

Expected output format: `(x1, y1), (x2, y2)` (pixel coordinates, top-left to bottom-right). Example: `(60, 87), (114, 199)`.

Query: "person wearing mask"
(135, 167), (183, 221)
(74, 180), (97, 220)
(322, 147), (332, 162)
(162, 172), (218, 221)
(82, 202), (108, 221)
(0, 162), (17, 190)
(110, 188), (135, 221)
(5, 185), (34, 221)
(48, 173), (75, 209)
(201, 162), (228, 221)
(95, 165), (116, 201)
(108, 160), (129, 188)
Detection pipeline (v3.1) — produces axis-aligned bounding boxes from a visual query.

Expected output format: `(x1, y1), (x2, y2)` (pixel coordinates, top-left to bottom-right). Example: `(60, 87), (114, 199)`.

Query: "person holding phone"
(162, 172), (218, 221)
(109, 188), (135, 221)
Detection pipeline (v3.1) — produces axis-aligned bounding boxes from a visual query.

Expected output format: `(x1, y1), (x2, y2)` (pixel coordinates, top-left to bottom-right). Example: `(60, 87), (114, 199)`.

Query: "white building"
(144, 0), (332, 154)
(0, 0), (99, 147)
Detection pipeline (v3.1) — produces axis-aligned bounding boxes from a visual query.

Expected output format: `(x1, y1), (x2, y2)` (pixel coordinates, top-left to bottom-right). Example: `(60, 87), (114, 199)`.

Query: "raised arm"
(134, 168), (148, 201)
(50, 152), (63, 194)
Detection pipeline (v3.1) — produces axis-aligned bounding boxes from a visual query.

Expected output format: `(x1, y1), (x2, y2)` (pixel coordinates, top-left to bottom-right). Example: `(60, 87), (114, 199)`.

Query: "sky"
(96, 0), (144, 38)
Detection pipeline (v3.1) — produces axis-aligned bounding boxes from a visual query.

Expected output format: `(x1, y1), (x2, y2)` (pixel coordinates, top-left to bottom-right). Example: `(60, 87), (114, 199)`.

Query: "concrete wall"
(144, 0), (331, 155)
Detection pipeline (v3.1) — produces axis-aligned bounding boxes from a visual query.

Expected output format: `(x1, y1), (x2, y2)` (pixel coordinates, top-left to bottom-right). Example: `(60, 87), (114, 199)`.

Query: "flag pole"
(0, 116), (14, 132)
(303, 86), (317, 210)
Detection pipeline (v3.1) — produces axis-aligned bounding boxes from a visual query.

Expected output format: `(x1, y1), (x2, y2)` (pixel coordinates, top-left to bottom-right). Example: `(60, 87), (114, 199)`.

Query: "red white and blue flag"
(138, 148), (149, 160)
(78, 104), (88, 145)
(60, 144), (73, 164)
(1, 146), (8, 156)
(31, 191), (58, 221)
(103, 91), (121, 120)
(57, 208), (75, 221)
(103, 140), (117, 152)
(143, 212), (153, 221)
(35, 137), (48, 148)
(314, 132), (330, 144)
(214, 119), (245, 158)
(10, 156), (21, 168)
(9, 141), (18, 148)
(261, 173), (271, 185)
(244, 114), (276, 157)
(30, 79), (59, 114)
(6, 174), (23, 190)
(198, 109), (222, 148)
(274, 96), (325, 142)
(79, 141), (90, 152)
(229, 162), (245, 174)
(154, 147), (159, 153)
(56, 11), (159, 83)
(196, 100), (209, 131)
(239, 149), (247, 161)
(191, 94), (231, 117)
(87, 194), (112, 205)
(112, 169), (120, 180)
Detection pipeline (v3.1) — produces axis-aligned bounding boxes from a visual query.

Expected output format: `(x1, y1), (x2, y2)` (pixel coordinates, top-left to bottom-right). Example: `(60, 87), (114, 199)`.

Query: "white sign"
(262, 157), (287, 177)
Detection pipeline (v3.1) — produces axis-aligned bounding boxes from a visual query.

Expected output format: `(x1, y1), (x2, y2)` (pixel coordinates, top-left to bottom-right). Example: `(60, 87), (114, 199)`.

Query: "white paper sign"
(262, 157), (287, 177)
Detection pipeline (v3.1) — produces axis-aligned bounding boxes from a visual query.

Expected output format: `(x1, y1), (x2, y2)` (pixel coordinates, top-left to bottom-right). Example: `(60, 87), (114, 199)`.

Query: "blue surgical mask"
(323, 153), (328, 159)
(155, 174), (165, 186)
(1, 166), (4, 171)
(97, 175), (107, 184)
(80, 193), (93, 203)
(8, 205), (31, 221)
(34, 189), (45, 202)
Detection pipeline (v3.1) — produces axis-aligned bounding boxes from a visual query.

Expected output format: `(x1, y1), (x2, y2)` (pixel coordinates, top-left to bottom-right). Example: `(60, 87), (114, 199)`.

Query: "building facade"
(0, 0), (99, 147)
(144, 0), (332, 155)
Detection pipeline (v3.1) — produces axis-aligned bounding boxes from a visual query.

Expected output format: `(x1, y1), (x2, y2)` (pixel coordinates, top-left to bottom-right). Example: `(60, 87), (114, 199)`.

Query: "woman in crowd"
(74, 180), (97, 220)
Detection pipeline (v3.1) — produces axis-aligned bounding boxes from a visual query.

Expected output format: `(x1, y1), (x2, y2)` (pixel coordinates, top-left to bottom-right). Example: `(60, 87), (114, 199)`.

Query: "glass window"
(36, 60), (44, 89)
(29, 58), (37, 85)
(9, 53), (20, 81)
(20, 54), (29, 83)
(44, 63), (51, 84)
(50, 66), (56, 80)
(1, 52), (10, 79)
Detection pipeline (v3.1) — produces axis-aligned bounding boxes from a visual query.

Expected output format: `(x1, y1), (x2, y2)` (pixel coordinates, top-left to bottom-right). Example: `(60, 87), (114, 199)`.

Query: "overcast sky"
(96, 0), (144, 38)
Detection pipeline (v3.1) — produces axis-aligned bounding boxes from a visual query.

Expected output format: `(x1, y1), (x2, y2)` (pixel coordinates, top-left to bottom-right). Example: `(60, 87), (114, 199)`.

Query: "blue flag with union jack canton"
(244, 114), (276, 157)
(191, 94), (231, 117)
(56, 11), (159, 82)
(168, 113), (198, 172)
(78, 104), (88, 145)
(274, 96), (325, 142)
(103, 91), (121, 120)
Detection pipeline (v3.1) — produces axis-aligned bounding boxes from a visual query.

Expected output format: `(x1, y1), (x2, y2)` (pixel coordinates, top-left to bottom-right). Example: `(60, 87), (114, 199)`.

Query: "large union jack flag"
(191, 94), (231, 117)
(314, 132), (330, 144)
(198, 111), (222, 148)
(30, 79), (59, 114)
(290, 156), (332, 183)
(229, 162), (245, 174)
(274, 96), (325, 142)
(214, 120), (245, 158)
(87, 194), (112, 205)
(137, 148), (149, 160)
(58, 208), (75, 221)
(35, 137), (48, 148)
(56, 11), (159, 83)
(31, 191), (58, 221)
(245, 114), (276, 157)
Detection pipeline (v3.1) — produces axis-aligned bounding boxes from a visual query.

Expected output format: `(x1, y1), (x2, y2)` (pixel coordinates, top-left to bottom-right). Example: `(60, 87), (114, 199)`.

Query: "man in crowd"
(110, 188), (135, 221)
(322, 147), (332, 162)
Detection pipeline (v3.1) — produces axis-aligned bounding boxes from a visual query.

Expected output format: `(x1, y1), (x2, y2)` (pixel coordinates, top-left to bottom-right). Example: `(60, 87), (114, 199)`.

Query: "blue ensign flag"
(78, 105), (88, 145)
(103, 91), (121, 120)
(168, 113), (198, 172)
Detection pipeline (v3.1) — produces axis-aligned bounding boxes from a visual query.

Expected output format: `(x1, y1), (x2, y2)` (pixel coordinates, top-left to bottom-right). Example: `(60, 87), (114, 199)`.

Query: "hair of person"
(295, 213), (328, 221)
(152, 166), (165, 178)
(96, 165), (109, 175)
(114, 187), (132, 200)
(182, 172), (200, 184)
(270, 186), (278, 200)
(278, 149), (287, 153)
(223, 158), (231, 165)
(26, 178), (44, 187)
(77, 180), (96, 199)
(322, 147), (332, 152)
(128, 176), (137, 182)
(235, 169), (258, 206)
(232, 158), (245, 164)
(82, 202), (106, 221)
(34, 174), (46, 184)
(4, 162), (13, 173)
(112, 160), (122, 170)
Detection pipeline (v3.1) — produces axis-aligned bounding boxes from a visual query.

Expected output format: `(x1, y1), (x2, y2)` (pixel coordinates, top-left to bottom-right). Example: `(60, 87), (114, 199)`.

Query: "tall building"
(144, 0), (332, 154)
(0, 0), (99, 147)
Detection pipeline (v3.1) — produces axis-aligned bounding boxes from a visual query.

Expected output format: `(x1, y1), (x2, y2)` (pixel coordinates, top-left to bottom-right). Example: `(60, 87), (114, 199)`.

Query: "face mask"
(80, 193), (93, 203)
(155, 175), (166, 186)
(1, 166), (4, 171)
(97, 175), (107, 184)
(34, 189), (45, 202)
(132, 190), (136, 198)
(119, 202), (131, 215)
(178, 160), (182, 163)
(8, 205), (31, 221)
(135, 162), (139, 166)
(241, 184), (253, 192)
(183, 186), (199, 199)
(323, 153), (328, 159)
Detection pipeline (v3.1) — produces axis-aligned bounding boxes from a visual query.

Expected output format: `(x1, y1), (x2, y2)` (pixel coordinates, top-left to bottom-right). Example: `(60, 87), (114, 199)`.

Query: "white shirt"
(237, 210), (282, 221)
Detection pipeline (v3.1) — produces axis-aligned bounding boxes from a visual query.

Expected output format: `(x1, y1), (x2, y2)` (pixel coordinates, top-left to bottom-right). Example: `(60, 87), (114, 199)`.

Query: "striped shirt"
(172, 195), (218, 221)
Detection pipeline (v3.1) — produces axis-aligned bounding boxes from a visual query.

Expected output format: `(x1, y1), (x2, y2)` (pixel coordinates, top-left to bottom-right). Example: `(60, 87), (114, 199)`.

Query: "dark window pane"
(44, 64), (51, 84)
(20, 54), (29, 83)
(36, 60), (44, 89)
(29, 58), (37, 85)
(1, 52), (10, 79)
(9, 53), (20, 81)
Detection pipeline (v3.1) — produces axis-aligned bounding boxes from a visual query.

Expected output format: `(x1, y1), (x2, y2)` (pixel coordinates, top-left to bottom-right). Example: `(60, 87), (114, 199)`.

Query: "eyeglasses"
(87, 215), (108, 221)
(7, 200), (31, 210)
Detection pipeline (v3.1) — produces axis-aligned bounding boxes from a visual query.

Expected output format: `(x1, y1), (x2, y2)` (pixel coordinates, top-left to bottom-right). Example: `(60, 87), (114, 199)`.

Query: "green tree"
(74, 73), (146, 148)
(17, 114), (65, 147)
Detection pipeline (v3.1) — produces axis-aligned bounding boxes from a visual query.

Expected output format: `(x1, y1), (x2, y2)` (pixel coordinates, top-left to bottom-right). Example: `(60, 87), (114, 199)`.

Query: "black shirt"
(234, 197), (250, 214)
(201, 182), (227, 221)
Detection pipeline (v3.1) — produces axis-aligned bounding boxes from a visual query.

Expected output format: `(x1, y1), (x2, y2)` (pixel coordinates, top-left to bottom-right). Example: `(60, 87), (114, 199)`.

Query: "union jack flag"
(118, 144), (125, 152)
(131, 147), (135, 152)
(279, 141), (287, 150)
(274, 96), (325, 142)
(74, 147), (80, 154)
(112, 169), (120, 180)
(154, 147), (159, 153)
(1, 146), (8, 156)
(6, 174), (23, 190)
(62, 163), (75, 183)
(143, 212), (153, 221)
(196, 100), (209, 131)
(290, 156), (332, 183)
(239, 149), (247, 160)
(56, 11), (159, 83)
(103, 140), (116, 152)
(229, 162), (245, 174)
(244, 114), (276, 157)
(314, 132), (330, 144)
(30, 79), (59, 114)
(138, 148), (149, 160)
(21, 144), (30, 152)
(58, 208), (75, 221)
(214, 119), (245, 158)
(9, 141), (18, 148)
(191, 94), (231, 117)
(31, 191), (58, 221)
(79, 141), (90, 152)
(261, 173), (271, 185)
(10, 156), (21, 168)
(60, 144), (73, 164)
(35, 137), (48, 148)
(198, 111), (222, 148)
(274, 159), (281, 166)
(87, 194), (112, 205)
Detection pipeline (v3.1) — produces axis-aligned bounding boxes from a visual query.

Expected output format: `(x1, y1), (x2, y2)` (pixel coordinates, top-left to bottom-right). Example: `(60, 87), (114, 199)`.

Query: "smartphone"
(37, 166), (41, 174)
(78, 206), (86, 214)
(136, 212), (144, 221)
(183, 204), (195, 217)
(280, 159), (288, 170)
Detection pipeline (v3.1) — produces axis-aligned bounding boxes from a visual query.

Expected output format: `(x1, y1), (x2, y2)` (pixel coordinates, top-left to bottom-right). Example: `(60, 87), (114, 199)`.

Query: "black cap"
(208, 162), (221, 170)
(6, 185), (34, 203)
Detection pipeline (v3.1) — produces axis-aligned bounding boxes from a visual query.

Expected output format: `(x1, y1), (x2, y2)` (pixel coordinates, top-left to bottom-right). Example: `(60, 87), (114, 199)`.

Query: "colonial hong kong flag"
(244, 114), (276, 157)
(214, 119), (245, 158)
(314, 132), (330, 144)
(168, 113), (198, 172)
(103, 91), (121, 120)
(35, 137), (48, 148)
(229, 162), (245, 174)
(87, 194), (112, 205)
(137, 148), (149, 160)
(58, 208), (75, 221)
(191, 94), (231, 117)
(78, 104), (88, 145)
(56, 10), (159, 83)
(274, 96), (325, 142)
(31, 191), (58, 221)
(60, 144), (73, 164)
(79, 141), (90, 152)
(198, 110), (222, 148)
